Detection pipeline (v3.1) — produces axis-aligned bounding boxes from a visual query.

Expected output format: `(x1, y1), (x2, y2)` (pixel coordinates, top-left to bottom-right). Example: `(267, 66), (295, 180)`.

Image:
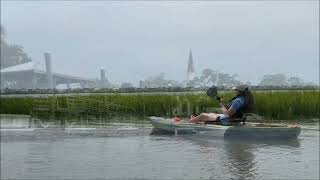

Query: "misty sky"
(1, 1), (319, 85)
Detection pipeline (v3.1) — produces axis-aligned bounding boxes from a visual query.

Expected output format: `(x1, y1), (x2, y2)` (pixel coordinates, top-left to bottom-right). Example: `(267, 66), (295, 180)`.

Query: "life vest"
(226, 95), (246, 119)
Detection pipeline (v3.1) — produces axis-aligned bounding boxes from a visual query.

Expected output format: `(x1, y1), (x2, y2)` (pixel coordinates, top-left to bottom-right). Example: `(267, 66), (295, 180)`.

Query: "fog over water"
(1, 1), (319, 86)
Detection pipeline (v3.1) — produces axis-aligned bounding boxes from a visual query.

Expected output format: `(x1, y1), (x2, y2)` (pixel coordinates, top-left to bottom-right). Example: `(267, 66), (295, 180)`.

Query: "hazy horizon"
(1, 1), (319, 86)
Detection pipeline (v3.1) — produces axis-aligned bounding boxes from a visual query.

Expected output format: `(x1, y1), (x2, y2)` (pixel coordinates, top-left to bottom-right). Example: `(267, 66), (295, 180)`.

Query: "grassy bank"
(0, 90), (319, 121)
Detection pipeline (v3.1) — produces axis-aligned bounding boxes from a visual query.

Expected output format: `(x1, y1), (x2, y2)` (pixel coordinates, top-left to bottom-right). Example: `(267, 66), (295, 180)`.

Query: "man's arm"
(219, 102), (235, 117)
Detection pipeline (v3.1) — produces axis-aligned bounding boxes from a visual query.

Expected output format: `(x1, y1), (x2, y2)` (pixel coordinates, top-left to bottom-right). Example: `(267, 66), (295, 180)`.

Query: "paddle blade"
(206, 86), (218, 98)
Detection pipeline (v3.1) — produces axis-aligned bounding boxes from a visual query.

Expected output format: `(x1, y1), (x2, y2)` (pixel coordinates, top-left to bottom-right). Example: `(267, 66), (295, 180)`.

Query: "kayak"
(149, 116), (301, 139)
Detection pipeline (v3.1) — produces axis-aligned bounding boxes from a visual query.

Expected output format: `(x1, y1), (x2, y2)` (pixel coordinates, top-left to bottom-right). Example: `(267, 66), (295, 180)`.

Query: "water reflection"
(173, 135), (257, 179)
(174, 134), (301, 180)
(223, 140), (257, 179)
(225, 138), (301, 148)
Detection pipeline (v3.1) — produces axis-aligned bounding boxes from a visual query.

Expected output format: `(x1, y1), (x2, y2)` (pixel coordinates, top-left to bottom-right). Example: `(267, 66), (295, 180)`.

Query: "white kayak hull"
(149, 116), (301, 139)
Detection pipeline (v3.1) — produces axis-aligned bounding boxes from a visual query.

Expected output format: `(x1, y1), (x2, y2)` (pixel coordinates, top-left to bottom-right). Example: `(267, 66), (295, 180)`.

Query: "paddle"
(206, 85), (221, 102)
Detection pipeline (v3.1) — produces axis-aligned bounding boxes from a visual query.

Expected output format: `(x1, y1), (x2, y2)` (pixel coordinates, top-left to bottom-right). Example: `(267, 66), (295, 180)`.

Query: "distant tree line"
(1, 85), (319, 95)
(136, 70), (317, 89)
(138, 73), (184, 88)
(137, 69), (243, 89)
(1, 24), (32, 69)
(258, 73), (317, 87)
(186, 68), (243, 88)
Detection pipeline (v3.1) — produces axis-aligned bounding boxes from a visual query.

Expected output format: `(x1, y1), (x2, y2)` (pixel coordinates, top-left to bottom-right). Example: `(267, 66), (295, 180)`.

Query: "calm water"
(1, 124), (319, 180)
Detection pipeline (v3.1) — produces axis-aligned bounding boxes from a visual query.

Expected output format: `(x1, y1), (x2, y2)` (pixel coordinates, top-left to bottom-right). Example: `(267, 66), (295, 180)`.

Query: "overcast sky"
(1, 1), (319, 85)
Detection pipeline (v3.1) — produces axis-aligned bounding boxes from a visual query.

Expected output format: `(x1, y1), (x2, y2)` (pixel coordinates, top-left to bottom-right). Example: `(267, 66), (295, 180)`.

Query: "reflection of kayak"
(149, 116), (301, 139)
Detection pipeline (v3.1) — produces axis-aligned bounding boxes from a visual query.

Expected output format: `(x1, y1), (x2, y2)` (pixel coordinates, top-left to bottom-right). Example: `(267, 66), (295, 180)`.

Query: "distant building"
(139, 80), (146, 88)
(1, 52), (97, 89)
(187, 49), (196, 81)
(99, 67), (111, 88)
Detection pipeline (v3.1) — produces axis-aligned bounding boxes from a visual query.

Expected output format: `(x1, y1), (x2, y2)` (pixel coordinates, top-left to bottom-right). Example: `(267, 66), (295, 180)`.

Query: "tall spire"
(187, 49), (195, 73)
(187, 49), (195, 81)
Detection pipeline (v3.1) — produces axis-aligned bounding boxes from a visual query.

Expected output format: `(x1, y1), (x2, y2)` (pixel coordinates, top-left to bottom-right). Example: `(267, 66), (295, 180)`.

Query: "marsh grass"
(0, 90), (319, 121)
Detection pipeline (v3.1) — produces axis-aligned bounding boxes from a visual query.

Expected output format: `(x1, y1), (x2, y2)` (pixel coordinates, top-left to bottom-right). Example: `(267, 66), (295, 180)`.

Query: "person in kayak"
(188, 84), (254, 125)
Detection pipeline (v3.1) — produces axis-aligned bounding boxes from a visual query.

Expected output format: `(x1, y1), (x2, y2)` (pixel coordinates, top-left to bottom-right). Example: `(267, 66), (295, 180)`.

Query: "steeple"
(187, 50), (195, 73)
(187, 49), (195, 81)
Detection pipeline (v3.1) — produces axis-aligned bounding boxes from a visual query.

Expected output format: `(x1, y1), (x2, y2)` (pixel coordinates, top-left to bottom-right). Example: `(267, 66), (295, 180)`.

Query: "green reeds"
(0, 90), (319, 121)
(253, 90), (320, 120)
